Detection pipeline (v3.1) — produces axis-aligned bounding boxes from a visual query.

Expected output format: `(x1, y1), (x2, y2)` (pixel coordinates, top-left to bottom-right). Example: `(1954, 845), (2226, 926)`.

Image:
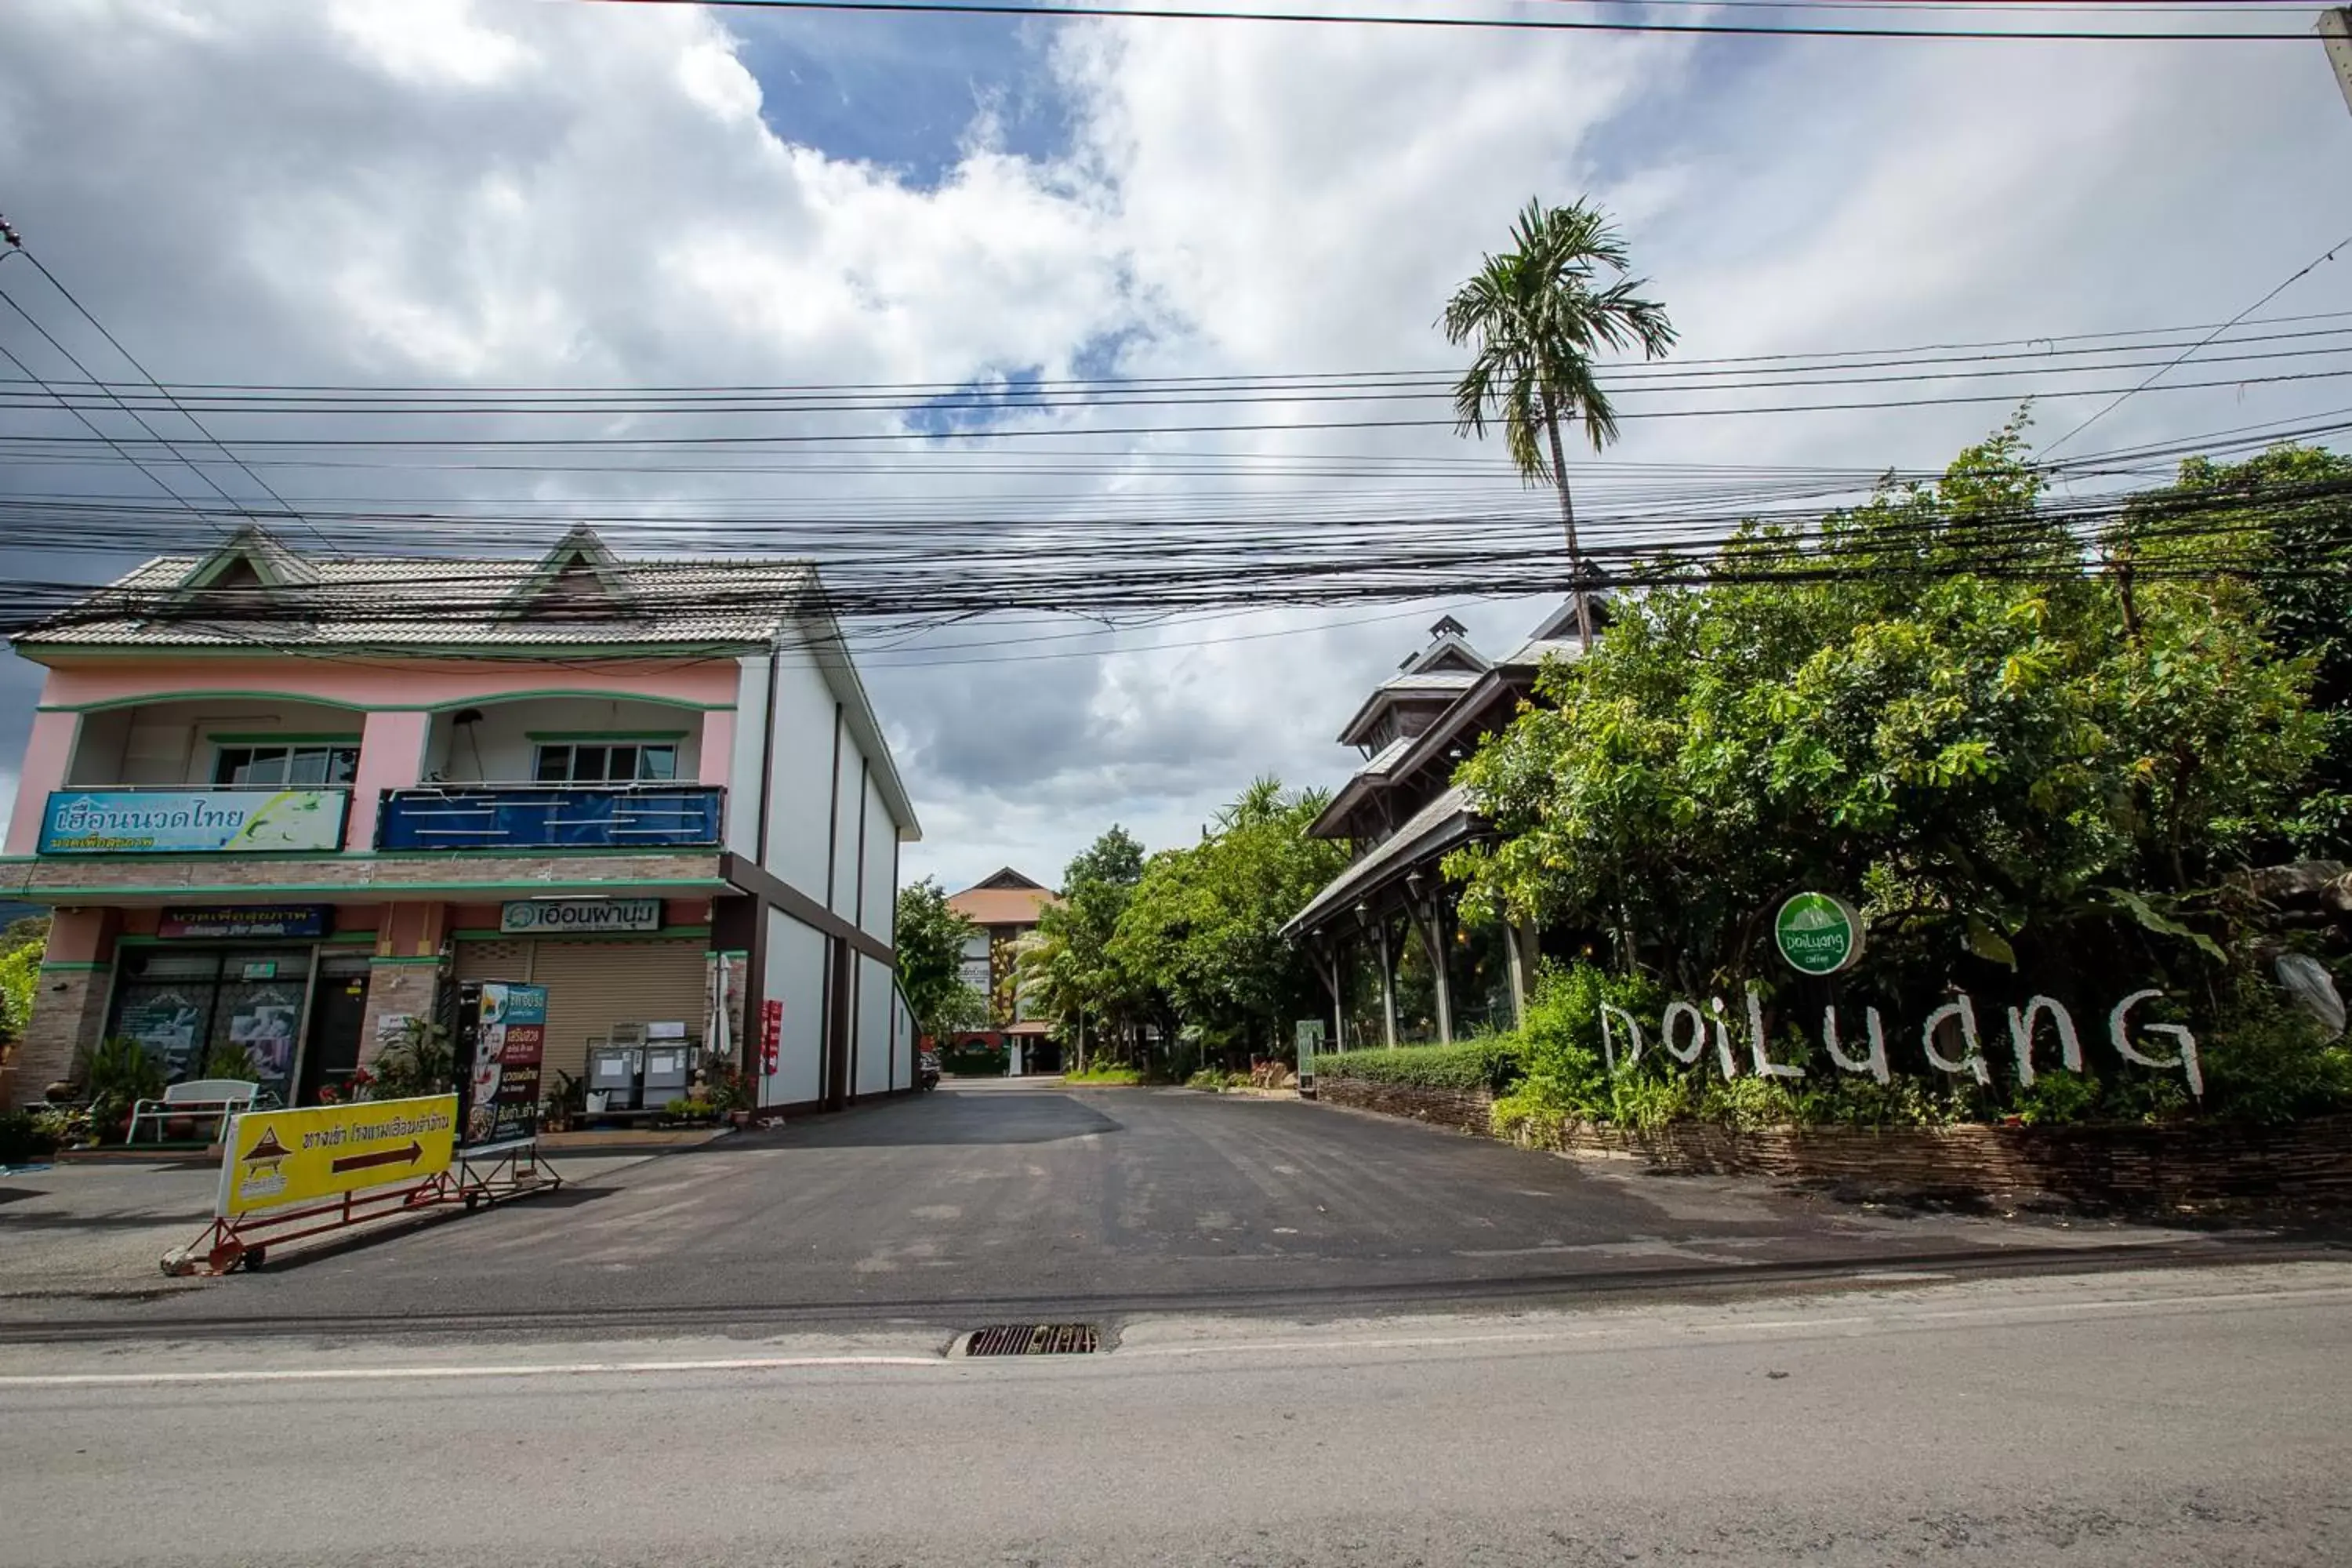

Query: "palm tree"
(1442, 198), (1676, 650)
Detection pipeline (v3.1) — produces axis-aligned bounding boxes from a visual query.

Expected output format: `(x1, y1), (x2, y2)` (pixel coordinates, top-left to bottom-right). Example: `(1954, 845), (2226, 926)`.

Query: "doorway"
(299, 956), (372, 1104)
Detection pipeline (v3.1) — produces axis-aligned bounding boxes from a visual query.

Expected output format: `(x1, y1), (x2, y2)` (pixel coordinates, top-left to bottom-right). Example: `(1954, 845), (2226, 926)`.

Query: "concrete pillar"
(1506, 920), (1533, 1029)
(3, 710), (79, 855)
(1423, 906), (1454, 1047)
(14, 909), (120, 1093)
(1374, 920), (1398, 1049)
(347, 710), (430, 851)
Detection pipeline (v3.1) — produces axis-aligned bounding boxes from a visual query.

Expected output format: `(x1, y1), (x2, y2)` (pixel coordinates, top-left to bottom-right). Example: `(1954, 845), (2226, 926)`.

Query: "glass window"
(212, 744), (356, 788)
(532, 742), (679, 785)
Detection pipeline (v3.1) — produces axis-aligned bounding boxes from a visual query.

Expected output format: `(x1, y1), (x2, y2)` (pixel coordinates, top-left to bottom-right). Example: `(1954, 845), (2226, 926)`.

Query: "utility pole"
(2324, 8), (2352, 118)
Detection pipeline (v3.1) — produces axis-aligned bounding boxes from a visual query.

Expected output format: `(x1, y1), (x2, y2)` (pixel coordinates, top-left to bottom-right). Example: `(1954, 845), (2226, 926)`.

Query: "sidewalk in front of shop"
(0, 1137), (715, 1305)
(50, 1123), (733, 1166)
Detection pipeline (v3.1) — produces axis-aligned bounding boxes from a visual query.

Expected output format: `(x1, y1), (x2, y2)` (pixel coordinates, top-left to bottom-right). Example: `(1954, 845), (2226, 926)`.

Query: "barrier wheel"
(242, 1247), (267, 1272)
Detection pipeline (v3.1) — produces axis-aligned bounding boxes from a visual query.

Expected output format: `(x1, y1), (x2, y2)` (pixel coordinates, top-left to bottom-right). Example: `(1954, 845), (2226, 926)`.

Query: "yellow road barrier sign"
(216, 1094), (458, 1217)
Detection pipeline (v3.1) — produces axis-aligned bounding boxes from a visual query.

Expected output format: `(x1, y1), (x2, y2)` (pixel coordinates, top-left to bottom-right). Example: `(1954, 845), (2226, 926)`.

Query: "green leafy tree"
(1443, 196), (1676, 650)
(1447, 422), (2326, 1006)
(1108, 779), (1346, 1063)
(895, 877), (987, 1040)
(2114, 444), (2352, 855)
(1016, 826), (1149, 1067)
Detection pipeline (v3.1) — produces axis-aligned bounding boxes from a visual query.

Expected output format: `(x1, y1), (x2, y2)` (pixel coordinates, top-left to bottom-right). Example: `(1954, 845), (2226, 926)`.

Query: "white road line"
(0, 1354), (943, 1388)
(4, 1283), (2347, 1390)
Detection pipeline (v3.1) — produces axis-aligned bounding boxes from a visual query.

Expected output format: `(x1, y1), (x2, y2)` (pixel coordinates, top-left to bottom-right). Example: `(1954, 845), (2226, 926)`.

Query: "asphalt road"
(4, 1262), (2347, 1566)
(0, 1083), (2281, 1338)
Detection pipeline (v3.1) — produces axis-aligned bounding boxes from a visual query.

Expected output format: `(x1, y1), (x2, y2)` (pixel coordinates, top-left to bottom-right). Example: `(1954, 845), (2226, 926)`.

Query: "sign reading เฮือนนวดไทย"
(463, 982), (548, 1148)
(1774, 891), (1864, 976)
(499, 898), (663, 935)
(216, 1095), (457, 1218)
(38, 790), (349, 855)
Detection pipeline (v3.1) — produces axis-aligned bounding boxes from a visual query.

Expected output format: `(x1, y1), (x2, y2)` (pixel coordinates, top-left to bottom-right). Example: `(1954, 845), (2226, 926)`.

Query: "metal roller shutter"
(456, 939), (708, 1083)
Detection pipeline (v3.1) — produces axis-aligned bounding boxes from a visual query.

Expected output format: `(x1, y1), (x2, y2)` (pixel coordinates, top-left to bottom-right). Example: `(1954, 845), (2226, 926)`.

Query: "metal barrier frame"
(163, 1141), (562, 1276)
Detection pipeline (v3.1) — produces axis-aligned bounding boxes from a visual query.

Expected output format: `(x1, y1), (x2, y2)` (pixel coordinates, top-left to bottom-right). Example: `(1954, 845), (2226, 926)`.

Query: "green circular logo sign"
(1775, 892), (1863, 975)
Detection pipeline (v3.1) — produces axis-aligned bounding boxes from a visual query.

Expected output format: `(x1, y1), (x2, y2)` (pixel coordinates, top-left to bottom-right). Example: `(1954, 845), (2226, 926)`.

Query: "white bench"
(126, 1080), (275, 1145)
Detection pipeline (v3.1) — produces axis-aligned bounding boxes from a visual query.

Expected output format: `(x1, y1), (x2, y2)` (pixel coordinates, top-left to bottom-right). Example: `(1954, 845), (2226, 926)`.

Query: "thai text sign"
(158, 905), (332, 940)
(216, 1095), (456, 1218)
(499, 897), (662, 935)
(40, 789), (348, 855)
(464, 983), (547, 1147)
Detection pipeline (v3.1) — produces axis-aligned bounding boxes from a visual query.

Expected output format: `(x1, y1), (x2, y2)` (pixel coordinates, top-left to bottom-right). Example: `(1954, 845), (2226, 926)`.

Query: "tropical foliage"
(1443, 195), (1675, 647)
(1443, 421), (2351, 1126)
(894, 877), (988, 1040)
(1106, 778), (1346, 1065)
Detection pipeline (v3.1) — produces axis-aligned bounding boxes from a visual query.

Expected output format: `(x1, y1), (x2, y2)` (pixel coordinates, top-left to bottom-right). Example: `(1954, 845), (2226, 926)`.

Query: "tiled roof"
(1283, 785), (1478, 937)
(13, 552), (817, 651)
(948, 885), (1060, 927)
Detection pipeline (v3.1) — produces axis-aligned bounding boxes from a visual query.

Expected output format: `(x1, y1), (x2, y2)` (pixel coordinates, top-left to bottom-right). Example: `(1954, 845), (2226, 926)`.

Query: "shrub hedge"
(1313, 1039), (1527, 1093)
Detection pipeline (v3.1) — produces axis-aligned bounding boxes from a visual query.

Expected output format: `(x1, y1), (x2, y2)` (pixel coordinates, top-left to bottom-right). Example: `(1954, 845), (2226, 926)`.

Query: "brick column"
(357, 902), (450, 1068)
(13, 909), (120, 1094)
(356, 960), (445, 1069)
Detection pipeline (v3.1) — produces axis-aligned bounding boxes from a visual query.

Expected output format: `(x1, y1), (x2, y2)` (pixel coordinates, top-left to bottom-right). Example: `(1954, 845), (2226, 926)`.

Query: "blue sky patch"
(728, 12), (1077, 188)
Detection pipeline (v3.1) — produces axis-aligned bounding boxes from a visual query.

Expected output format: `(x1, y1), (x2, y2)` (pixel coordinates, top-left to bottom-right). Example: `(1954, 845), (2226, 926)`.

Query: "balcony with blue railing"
(376, 784), (724, 851)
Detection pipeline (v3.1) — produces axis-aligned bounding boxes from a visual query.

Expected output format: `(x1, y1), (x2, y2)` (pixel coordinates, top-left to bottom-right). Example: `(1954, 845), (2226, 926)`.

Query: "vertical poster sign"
(760, 998), (783, 1076)
(466, 982), (548, 1147)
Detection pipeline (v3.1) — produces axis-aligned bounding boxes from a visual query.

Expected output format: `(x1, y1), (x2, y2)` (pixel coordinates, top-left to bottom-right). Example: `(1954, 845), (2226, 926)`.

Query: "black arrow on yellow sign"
(330, 1142), (423, 1175)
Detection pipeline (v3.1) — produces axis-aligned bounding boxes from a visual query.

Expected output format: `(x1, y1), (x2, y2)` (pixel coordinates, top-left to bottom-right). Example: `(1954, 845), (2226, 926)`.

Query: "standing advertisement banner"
(216, 1095), (458, 1218)
(462, 982), (548, 1149)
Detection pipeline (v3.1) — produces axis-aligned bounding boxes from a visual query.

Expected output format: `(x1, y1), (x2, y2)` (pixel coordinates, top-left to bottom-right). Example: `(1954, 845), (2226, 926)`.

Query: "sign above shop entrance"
(158, 905), (332, 941)
(499, 897), (663, 935)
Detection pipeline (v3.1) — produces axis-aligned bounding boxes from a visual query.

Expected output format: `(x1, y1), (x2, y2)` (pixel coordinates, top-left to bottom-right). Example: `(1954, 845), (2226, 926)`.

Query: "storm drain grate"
(964, 1323), (1101, 1356)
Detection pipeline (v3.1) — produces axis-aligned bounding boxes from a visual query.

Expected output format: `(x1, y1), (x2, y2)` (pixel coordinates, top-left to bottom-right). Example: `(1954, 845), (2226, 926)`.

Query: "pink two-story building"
(2, 524), (920, 1116)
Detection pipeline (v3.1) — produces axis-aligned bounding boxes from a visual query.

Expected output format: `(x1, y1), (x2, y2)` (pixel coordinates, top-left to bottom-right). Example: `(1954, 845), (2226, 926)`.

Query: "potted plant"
(74, 1037), (164, 1145)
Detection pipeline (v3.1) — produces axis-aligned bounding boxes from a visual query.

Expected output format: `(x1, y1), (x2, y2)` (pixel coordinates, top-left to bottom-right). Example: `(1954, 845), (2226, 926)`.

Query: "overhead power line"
(550, 0), (2321, 42)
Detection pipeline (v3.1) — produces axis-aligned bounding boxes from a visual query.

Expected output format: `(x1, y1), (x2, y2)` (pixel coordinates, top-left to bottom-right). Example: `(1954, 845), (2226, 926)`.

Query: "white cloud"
(0, 1), (2345, 894)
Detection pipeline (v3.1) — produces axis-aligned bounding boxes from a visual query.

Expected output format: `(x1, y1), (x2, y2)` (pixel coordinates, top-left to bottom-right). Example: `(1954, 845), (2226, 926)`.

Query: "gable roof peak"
(176, 524), (320, 594)
(506, 524), (642, 619)
(970, 866), (1047, 891)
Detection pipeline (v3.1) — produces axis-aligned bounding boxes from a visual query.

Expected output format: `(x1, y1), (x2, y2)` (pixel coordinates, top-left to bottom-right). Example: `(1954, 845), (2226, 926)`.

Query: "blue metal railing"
(376, 785), (723, 851)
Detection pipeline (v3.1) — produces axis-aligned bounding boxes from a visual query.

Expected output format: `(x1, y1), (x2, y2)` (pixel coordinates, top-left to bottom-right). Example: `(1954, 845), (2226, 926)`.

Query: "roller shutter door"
(456, 939), (708, 1083)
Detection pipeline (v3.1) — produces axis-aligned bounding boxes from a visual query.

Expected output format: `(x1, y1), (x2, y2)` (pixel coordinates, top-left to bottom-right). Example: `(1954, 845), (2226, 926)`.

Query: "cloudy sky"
(0, 0), (2346, 893)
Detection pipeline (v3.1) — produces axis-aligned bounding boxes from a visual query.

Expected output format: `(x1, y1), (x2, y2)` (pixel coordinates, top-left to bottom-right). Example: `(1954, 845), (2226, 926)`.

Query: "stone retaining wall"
(1316, 1076), (2352, 1207)
(1315, 1076), (1496, 1136)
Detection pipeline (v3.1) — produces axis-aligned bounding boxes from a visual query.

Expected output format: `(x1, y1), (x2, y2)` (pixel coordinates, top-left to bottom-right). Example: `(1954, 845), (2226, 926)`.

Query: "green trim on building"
(4, 877), (734, 898)
(524, 730), (690, 742)
(2, 848), (720, 868)
(367, 956), (445, 967)
(204, 731), (362, 745)
(37, 961), (108, 972)
(38, 689), (738, 716)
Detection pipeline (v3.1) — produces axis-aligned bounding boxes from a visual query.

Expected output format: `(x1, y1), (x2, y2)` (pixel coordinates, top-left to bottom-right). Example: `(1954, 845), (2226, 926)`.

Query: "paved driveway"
(0, 1084), (2229, 1339)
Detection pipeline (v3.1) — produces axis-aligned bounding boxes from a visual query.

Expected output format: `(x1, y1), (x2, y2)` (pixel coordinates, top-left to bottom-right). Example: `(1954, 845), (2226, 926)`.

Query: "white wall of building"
(855, 953), (893, 1096)
(762, 652), (837, 898)
(859, 771), (895, 942)
(726, 656), (770, 858)
(760, 907), (828, 1109)
(829, 740), (863, 916)
(891, 982), (914, 1087)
